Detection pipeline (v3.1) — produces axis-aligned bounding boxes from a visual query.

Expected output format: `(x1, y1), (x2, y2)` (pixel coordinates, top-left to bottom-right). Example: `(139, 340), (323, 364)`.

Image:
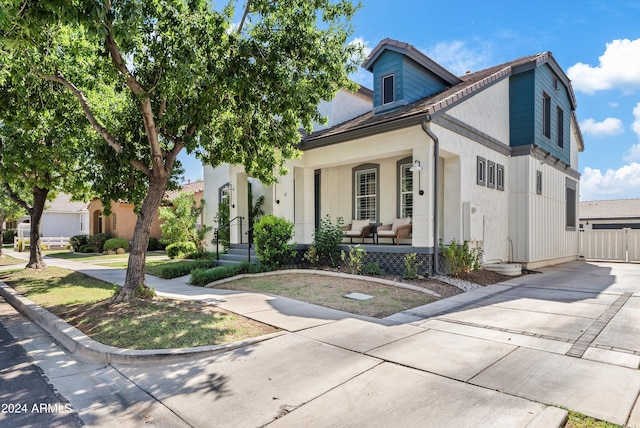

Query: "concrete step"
(218, 253), (259, 263)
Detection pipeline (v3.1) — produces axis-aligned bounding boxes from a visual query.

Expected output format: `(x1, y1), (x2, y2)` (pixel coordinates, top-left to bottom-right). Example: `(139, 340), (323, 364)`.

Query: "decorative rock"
(116, 248), (126, 254)
(107, 250), (116, 255)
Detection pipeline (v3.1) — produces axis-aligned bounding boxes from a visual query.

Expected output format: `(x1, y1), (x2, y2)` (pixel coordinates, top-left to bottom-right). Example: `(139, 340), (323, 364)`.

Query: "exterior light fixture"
(409, 160), (424, 195)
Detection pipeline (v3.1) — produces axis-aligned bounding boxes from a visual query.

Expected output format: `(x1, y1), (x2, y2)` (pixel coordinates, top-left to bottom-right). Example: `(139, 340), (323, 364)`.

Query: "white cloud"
(580, 117), (624, 137)
(633, 102), (640, 139)
(426, 40), (492, 76)
(609, 102), (619, 108)
(623, 103), (640, 162)
(568, 38), (640, 94)
(581, 163), (640, 200)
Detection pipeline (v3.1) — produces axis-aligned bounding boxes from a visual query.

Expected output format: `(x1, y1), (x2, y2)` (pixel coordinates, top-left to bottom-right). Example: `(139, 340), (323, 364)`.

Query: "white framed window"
(497, 164), (505, 191)
(487, 161), (496, 189)
(399, 162), (413, 218)
(557, 107), (564, 148)
(477, 156), (486, 186)
(542, 92), (551, 139)
(354, 167), (377, 221)
(382, 74), (394, 105)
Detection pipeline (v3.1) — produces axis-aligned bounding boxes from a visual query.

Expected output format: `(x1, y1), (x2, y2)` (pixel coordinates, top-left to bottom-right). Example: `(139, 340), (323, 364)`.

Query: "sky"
(180, 0), (640, 201)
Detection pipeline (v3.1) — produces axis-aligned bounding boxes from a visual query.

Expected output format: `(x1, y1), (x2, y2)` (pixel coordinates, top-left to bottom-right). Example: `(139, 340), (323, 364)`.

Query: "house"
(88, 180), (205, 240)
(579, 199), (640, 230)
(203, 38), (584, 273)
(13, 193), (89, 237)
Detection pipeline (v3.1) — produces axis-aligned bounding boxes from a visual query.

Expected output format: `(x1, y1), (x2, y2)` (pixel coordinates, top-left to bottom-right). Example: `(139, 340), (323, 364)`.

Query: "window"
(382, 74), (394, 105)
(353, 164), (378, 221)
(542, 92), (551, 139)
(553, 77), (559, 91)
(487, 161), (496, 189)
(557, 107), (564, 148)
(497, 164), (505, 191)
(399, 160), (413, 218)
(112, 214), (117, 230)
(566, 179), (577, 229)
(477, 156), (486, 186)
(536, 170), (543, 195)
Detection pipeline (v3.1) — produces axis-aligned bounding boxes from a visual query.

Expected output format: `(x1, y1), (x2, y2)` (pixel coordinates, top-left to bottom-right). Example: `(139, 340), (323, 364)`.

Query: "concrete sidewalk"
(3, 250), (640, 426)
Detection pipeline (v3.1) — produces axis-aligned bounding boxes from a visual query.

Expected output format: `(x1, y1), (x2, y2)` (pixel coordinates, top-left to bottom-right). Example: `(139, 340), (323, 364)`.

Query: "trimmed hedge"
(103, 238), (130, 252)
(70, 234), (88, 252)
(159, 259), (216, 279)
(147, 237), (160, 251)
(166, 241), (197, 259)
(190, 262), (268, 287)
(88, 233), (112, 253)
(2, 229), (16, 244)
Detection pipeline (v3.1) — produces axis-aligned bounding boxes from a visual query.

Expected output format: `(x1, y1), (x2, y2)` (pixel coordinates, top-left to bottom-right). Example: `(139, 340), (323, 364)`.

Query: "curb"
(0, 281), (284, 365)
(206, 268), (443, 297)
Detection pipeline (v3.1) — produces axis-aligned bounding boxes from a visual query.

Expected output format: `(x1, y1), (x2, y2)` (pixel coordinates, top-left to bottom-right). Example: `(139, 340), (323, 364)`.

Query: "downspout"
(421, 116), (443, 275)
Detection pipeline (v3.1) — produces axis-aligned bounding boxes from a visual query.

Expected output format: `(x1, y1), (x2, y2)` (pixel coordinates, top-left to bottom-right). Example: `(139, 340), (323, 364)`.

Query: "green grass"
(46, 250), (167, 262)
(566, 411), (621, 428)
(0, 266), (277, 349)
(0, 254), (22, 266)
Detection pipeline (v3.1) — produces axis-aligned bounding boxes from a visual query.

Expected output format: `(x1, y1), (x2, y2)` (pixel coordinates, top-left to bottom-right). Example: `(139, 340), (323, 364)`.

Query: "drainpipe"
(421, 116), (443, 275)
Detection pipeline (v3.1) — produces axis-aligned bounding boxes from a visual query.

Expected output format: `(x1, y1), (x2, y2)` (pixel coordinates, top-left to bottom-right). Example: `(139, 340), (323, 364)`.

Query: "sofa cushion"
(391, 217), (411, 233)
(350, 219), (371, 234)
(377, 230), (396, 237)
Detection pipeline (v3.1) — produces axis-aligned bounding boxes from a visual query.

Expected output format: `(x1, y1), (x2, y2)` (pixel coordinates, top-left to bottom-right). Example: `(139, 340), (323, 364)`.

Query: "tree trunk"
(0, 217), (5, 258)
(112, 178), (168, 302)
(26, 187), (48, 269)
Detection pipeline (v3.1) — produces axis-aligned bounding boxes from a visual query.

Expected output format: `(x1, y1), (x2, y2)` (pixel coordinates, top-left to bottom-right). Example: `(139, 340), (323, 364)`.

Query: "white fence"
(14, 236), (70, 251)
(580, 228), (640, 263)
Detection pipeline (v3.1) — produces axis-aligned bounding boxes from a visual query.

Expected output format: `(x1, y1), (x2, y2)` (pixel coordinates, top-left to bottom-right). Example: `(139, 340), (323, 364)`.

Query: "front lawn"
(0, 267), (277, 349)
(0, 254), (22, 266)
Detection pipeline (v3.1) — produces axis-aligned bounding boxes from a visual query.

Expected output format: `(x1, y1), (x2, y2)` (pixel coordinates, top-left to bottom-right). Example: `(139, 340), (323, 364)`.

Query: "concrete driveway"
(3, 257), (640, 427)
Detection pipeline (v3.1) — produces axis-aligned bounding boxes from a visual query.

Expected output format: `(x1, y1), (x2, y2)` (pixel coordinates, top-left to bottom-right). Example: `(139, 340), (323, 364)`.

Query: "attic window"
(382, 74), (394, 104)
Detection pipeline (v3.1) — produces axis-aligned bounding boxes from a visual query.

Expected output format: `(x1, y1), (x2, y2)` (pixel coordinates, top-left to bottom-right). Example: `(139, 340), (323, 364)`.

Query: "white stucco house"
(14, 193), (89, 238)
(203, 38), (584, 273)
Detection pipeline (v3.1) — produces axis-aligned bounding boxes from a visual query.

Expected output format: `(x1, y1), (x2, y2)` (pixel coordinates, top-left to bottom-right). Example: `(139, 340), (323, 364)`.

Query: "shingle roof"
(165, 180), (205, 201)
(304, 52), (548, 144)
(47, 193), (89, 212)
(580, 199), (640, 220)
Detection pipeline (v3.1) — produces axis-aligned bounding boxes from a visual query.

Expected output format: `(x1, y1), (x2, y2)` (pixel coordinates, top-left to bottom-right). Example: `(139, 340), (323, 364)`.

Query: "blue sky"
(181, 0), (640, 201)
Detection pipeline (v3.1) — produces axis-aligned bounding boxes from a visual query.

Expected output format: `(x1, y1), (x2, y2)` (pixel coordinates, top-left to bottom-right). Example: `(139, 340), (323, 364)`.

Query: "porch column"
(229, 168), (249, 244)
(411, 144), (431, 247)
(294, 167), (314, 244)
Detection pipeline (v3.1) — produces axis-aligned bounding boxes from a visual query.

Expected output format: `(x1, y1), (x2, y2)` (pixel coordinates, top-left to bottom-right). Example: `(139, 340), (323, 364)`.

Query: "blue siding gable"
(510, 63), (572, 165)
(371, 50), (450, 113)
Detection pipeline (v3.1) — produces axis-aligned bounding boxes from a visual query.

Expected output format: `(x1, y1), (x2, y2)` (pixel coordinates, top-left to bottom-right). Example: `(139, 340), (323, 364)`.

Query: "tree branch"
(130, 159), (152, 177)
(237, 0), (252, 33)
(34, 71), (124, 154)
(2, 182), (32, 213)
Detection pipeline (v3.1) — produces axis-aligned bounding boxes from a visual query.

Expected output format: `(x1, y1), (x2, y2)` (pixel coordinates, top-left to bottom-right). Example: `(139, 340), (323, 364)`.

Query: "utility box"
(462, 202), (483, 242)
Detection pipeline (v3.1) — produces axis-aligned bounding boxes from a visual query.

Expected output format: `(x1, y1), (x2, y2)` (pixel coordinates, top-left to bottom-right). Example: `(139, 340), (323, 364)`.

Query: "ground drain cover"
(344, 292), (373, 301)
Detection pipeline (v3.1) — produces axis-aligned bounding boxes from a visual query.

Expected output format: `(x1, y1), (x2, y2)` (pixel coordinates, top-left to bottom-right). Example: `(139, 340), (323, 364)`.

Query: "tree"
(159, 193), (211, 252)
(0, 34), (94, 268)
(0, 186), (25, 258)
(2, 0), (361, 300)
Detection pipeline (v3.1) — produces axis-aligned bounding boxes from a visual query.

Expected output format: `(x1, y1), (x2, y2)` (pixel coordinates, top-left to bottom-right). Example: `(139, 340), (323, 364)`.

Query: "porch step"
(216, 244), (258, 265)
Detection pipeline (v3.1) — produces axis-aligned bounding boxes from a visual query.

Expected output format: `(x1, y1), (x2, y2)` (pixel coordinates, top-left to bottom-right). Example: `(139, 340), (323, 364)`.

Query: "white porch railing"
(580, 228), (640, 263)
(14, 236), (70, 251)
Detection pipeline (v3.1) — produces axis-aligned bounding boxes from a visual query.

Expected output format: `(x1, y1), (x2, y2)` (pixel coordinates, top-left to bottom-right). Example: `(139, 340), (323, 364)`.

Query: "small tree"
(214, 192), (231, 249)
(312, 214), (345, 267)
(159, 193), (211, 252)
(0, 187), (25, 258)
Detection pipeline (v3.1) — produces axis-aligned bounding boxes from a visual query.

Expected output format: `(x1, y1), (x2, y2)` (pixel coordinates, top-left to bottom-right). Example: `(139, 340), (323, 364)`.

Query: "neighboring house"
(203, 38), (584, 272)
(14, 193), (89, 237)
(88, 180), (205, 240)
(579, 199), (640, 230)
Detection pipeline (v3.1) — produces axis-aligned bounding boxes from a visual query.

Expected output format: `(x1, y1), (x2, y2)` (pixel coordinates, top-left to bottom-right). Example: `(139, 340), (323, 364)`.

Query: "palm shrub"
(253, 215), (296, 270)
(309, 214), (344, 267)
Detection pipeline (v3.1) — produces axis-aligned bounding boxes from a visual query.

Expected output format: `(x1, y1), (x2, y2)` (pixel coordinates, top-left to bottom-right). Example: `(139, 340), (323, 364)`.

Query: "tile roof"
(304, 52), (551, 145)
(165, 180), (205, 201)
(580, 199), (640, 219)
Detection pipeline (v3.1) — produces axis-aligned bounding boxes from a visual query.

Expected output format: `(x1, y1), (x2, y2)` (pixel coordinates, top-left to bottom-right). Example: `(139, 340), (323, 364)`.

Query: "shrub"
(103, 238), (130, 252)
(88, 233), (112, 253)
(166, 241), (197, 259)
(253, 215), (296, 270)
(134, 285), (155, 299)
(403, 253), (423, 279)
(79, 244), (93, 253)
(341, 244), (366, 275)
(70, 234), (88, 252)
(313, 214), (344, 267)
(147, 237), (159, 251)
(2, 229), (16, 244)
(303, 246), (320, 265)
(186, 251), (214, 260)
(160, 259), (216, 279)
(190, 261), (269, 286)
(440, 240), (483, 278)
(362, 262), (382, 276)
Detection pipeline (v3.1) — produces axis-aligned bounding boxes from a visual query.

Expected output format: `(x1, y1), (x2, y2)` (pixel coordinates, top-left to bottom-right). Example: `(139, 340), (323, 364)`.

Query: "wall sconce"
(409, 160), (424, 195)
(274, 182), (280, 204)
